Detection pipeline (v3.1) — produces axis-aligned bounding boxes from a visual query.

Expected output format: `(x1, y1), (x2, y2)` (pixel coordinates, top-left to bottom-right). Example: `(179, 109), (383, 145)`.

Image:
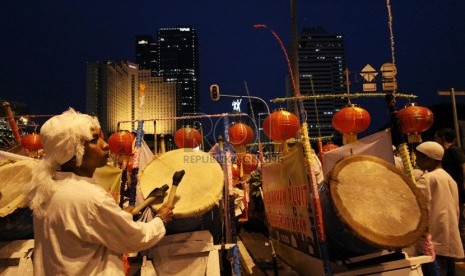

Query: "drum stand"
(332, 250), (432, 276)
(0, 239), (34, 276)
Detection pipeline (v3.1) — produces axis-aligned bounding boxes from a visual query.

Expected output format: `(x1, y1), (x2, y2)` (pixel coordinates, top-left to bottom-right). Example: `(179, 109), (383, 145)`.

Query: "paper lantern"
(174, 126), (202, 148)
(397, 103), (434, 143)
(318, 141), (340, 162)
(229, 122), (254, 146)
(108, 130), (135, 156)
(237, 153), (259, 174)
(322, 142), (339, 153)
(21, 133), (43, 151)
(332, 104), (371, 144)
(263, 108), (300, 141)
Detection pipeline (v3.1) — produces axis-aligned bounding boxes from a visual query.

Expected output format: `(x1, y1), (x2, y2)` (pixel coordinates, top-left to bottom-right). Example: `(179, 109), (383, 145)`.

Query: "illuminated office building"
(136, 27), (200, 128)
(157, 27), (200, 126)
(86, 61), (176, 135)
(138, 70), (177, 134)
(135, 35), (157, 76)
(294, 27), (346, 138)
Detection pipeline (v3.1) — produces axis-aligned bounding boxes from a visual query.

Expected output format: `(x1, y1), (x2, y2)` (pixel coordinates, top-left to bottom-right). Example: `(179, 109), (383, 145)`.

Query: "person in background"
(392, 145), (404, 171)
(435, 127), (465, 260)
(415, 141), (464, 275)
(24, 108), (175, 276)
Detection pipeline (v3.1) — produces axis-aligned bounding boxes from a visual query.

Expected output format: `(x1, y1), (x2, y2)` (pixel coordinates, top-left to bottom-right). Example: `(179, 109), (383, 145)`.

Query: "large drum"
(139, 149), (224, 239)
(0, 159), (36, 241)
(320, 154), (428, 260)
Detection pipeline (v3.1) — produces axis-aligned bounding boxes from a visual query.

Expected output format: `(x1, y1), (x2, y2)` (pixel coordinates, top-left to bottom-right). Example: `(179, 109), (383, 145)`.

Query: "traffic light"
(210, 84), (220, 101)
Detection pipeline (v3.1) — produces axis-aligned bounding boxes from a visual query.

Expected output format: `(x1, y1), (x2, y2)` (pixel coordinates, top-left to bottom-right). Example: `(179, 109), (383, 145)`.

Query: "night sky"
(1, 1), (465, 135)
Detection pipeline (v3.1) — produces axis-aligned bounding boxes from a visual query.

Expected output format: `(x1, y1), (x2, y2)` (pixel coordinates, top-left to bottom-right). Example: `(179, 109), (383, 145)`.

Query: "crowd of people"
(12, 105), (465, 275)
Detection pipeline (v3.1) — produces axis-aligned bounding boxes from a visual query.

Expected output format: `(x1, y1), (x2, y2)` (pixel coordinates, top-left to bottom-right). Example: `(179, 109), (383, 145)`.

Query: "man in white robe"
(24, 108), (174, 275)
(415, 141), (464, 275)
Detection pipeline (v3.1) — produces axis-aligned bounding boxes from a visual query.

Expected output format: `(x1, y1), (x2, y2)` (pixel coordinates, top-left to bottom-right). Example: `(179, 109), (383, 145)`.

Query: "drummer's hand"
(156, 205), (174, 224)
(147, 185), (168, 199)
(172, 170), (185, 186)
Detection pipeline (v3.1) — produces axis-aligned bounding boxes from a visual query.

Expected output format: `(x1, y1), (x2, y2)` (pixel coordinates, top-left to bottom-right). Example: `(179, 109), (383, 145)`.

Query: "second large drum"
(321, 154), (428, 260)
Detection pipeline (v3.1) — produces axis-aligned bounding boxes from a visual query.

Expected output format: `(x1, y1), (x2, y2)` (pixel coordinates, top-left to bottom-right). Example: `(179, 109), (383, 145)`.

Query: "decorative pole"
(129, 83), (146, 207)
(2, 102), (22, 145)
(254, 24), (333, 275)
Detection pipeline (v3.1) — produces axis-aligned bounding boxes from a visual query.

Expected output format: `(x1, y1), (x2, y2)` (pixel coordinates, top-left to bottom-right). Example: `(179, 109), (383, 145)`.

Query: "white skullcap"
(24, 108), (100, 217)
(416, 141), (444, 161)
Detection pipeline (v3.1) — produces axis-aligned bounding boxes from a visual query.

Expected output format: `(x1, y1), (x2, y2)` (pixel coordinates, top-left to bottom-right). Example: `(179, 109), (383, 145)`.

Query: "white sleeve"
(416, 176), (431, 209)
(83, 192), (166, 254)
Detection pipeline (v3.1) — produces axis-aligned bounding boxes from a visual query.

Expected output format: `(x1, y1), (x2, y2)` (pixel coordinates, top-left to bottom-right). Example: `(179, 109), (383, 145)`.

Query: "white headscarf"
(24, 108), (100, 217)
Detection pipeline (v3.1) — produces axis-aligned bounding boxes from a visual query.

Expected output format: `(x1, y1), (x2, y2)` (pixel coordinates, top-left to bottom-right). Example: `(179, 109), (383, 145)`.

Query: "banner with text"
(262, 143), (320, 258)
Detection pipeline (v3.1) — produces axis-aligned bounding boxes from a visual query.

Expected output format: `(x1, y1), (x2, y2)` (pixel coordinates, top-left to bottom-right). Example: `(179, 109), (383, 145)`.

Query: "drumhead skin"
(0, 159), (36, 217)
(139, 149), (224, 218)
(328, 154), (428, 249)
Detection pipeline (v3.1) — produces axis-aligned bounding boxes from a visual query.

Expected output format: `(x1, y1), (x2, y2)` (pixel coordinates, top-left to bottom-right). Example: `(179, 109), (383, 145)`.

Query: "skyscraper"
(295, 27), (346, 138)
(86, 61), (177, 135)
(135, 35), (157, 76)
(157, 26), (200, 125)
(86, 61), (137, 134)
(136, 27), (200, 128)
(138, 70), (177, 134)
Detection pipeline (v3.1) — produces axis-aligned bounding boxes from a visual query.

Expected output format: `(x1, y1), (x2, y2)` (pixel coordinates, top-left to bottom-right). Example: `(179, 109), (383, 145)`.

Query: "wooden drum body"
(320, 155), (428, 260)
(0, 160), (36, 241)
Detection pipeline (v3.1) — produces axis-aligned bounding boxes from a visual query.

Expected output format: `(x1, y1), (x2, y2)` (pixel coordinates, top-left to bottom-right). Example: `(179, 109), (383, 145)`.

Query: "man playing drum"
(415, 141), (464, 276)
(23, 108), (174, 275)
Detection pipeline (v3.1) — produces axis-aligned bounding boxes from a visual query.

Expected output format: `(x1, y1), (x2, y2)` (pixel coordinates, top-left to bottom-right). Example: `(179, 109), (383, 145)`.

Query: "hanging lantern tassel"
(332, 104), (371, 144)
(397, 103), (434, 144)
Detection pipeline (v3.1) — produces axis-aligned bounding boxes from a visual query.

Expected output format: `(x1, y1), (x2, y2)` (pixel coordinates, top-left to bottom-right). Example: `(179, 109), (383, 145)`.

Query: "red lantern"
(318, 142), (340, 163)
(174, 126), (202, 148)
(322, 142), (339, 153)
(263, 109), (300, 141)
(397, 103), (434, 143)
(107, 130), (135, 156)
(237, 153), (259, 174)
(21, 133), (43, 151)
(332, 104), (371, 144)
(229, 122), (254, 147)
